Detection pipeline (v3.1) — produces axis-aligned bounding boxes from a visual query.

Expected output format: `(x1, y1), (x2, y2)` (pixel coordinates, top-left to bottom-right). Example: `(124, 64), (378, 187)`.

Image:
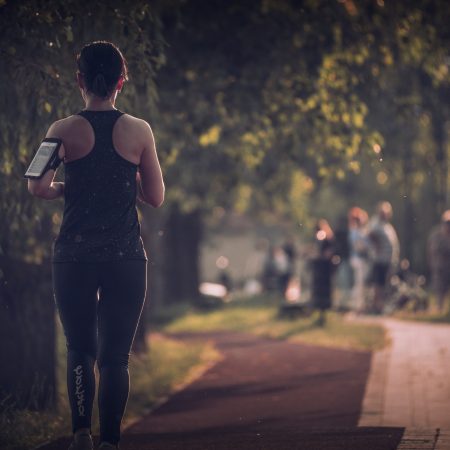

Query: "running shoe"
(98, 443), (119, 449)
(68, 429), (93, 450)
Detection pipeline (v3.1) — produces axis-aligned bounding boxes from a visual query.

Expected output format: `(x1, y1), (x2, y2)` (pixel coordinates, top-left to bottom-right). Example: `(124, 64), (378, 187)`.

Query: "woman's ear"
(116, 77), (124, 92)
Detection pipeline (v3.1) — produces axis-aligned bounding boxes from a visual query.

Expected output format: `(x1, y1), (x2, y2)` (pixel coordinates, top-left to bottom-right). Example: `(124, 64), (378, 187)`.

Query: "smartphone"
(24, 138), (62, 179)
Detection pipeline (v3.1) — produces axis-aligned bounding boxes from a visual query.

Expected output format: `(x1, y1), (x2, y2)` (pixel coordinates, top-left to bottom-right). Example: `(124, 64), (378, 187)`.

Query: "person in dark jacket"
(428, 210), (450, 313)
(311, 219), (335, 324)
(333, 215), (352, 311)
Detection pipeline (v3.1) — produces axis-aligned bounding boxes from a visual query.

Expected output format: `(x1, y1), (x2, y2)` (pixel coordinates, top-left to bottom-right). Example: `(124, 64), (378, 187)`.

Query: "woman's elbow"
(143, 196), (164, 208)
(143, 185), (165, 208)
(151, 198), (164, 208)
(151, 187), (165, 208)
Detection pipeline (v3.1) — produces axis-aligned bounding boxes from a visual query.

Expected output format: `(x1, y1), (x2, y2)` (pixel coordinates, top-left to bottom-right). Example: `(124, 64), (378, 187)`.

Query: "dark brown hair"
(77, 41), (128, 99)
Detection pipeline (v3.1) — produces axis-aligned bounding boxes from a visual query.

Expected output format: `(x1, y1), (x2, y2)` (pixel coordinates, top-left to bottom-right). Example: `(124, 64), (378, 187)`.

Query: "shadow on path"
(39, 332), (405, 449)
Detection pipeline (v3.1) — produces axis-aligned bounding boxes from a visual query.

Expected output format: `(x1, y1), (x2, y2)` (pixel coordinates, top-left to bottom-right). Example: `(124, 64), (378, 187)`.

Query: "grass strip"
(0, 330), (219, 450)
(162, 295), (387, 352)
(391, 293), (450, 323)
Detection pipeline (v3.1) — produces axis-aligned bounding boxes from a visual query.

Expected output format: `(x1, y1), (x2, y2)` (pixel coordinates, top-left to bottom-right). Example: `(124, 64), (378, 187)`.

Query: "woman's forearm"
(31, 181), (64, 200)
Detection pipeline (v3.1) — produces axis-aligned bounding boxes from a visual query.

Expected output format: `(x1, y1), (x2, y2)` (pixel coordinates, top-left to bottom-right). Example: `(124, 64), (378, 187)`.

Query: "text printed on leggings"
(74, 365), (85, 417)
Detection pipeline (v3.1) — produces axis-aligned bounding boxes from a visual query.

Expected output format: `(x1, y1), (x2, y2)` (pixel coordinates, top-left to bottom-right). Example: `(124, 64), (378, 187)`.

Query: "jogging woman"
(28, 41), (164, 450)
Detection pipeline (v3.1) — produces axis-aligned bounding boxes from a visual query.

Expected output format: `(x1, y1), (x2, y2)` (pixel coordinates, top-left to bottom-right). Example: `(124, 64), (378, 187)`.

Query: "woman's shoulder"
(46, 114), (87, 138)
(50, 114), (92, 130)
(116, 113), (154, 142)
(119, 112), (152, 129)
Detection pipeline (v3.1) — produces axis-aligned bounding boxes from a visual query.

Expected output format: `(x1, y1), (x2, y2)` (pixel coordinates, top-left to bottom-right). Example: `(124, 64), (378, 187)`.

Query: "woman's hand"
(28, 170), (64, 199)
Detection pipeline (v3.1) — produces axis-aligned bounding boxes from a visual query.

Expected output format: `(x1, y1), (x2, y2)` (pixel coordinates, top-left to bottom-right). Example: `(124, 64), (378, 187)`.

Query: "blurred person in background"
(282, 236), (297, 279)
(333, 215), (352, 311)
(282, 235), (298, 294)
(314, 219), (335, 259)
(262, 244), (289, 294)
(348, 207), (370, 314)
(428, 210), (450, 313)
(368, 201), (400, 314)
(274, 246), (291, 295)
(243, 238), (268, 295)
(311, 219), (335, 324)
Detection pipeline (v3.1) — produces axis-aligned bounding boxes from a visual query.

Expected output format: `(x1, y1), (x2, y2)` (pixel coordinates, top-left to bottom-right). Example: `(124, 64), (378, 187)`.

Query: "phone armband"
(24, 138), (63, 179)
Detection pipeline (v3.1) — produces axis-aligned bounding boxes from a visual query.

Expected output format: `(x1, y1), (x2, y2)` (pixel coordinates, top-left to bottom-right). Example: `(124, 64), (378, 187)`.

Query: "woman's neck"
(84, 95), (116, 111)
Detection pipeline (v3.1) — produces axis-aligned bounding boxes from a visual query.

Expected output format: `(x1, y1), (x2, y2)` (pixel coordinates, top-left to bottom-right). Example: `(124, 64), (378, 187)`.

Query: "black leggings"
(53, 260), (147, 444)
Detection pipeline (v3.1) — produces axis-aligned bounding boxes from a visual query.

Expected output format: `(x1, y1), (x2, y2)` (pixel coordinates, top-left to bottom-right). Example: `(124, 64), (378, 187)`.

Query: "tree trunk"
(132, 205), (166, 352)
(0, 256), (56, 410)
(432, 108), (448, 217)
(132, 205), (203, 349)
(163, 206), (202, 303)
(401, 152), (415, 265)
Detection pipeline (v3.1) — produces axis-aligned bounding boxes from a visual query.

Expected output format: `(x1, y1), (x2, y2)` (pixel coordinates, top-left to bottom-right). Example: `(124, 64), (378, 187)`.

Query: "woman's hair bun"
(77, 41), (128, 99)
(91, 73), (108, 99)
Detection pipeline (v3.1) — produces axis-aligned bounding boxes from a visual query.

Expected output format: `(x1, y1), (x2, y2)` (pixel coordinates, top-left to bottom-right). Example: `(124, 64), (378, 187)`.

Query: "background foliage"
(0, 0), (448, 420)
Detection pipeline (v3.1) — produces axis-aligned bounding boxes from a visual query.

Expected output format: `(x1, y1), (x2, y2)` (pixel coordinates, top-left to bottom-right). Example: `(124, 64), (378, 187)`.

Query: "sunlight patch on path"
(357, 317), (450, 429)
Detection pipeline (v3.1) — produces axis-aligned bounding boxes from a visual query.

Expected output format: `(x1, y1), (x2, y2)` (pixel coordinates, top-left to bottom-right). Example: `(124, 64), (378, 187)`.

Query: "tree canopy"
(155, 0), (449, 250)
(2, 0), (448, 264)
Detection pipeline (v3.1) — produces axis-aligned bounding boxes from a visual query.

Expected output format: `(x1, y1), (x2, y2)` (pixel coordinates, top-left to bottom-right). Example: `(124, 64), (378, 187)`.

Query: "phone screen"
(25, 140), (59, 178)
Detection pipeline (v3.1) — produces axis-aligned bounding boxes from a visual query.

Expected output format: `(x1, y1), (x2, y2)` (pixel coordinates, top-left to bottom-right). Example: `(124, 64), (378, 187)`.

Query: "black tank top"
(53, 109), (147, 263)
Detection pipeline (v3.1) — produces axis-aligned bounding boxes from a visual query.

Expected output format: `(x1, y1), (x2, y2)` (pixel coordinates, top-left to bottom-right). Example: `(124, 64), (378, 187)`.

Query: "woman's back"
(57, 111), (146, 165)
(53, 109), (147, 262)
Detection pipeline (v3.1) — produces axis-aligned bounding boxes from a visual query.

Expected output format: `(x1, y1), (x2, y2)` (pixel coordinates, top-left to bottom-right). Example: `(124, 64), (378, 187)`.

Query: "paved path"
(357, 318), (450, 428)
(39, 332), (404, 449)
(356, 317), (450, 450)
(38, 319), (450, 449)
(129, 332), (371, 432)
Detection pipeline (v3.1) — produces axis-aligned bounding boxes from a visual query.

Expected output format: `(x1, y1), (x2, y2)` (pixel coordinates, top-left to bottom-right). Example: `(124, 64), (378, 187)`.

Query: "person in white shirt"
(368, 201), (400, 314)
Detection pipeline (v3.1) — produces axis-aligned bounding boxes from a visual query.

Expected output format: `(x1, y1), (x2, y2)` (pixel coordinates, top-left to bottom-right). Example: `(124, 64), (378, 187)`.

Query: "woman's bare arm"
(137, 121), (164, 207)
